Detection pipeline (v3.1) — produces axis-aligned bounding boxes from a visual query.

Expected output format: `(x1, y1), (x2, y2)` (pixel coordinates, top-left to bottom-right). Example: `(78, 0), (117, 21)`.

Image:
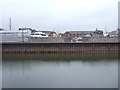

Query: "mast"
(105, 26), (107, 34)
(9, 17), (11, 31)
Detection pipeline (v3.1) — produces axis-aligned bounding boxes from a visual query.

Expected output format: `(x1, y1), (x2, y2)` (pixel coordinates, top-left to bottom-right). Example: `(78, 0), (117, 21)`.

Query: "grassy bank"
(2, 53), (118, 61)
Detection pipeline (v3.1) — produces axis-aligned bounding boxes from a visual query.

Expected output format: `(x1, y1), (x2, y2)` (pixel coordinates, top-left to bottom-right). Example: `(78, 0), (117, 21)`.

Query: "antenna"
(9, 17), (11, 31)
(105, 26), (107, 34)
(53, 27), (55, 31)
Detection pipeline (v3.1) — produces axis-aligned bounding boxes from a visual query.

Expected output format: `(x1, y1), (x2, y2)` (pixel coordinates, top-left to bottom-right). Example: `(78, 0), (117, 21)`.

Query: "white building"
(18, 28), (36, 38)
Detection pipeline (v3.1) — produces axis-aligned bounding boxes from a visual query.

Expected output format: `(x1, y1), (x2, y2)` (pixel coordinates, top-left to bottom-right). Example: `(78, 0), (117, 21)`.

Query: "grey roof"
(18, 28), (37, 32)
(0, 28), (4, 31)
(41, 31), (51, 34)
(109, 30), (118, 35)
(67, 31), (94, 34)
(38, 31), (56, 34)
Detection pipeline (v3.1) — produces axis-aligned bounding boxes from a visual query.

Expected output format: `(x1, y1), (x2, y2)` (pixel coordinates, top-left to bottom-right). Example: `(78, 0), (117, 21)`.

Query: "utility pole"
(9, 17), (11, 31)
(105, 26), (107, 34)
(53, 27), (55, 31)
(22, 28), (24, 43)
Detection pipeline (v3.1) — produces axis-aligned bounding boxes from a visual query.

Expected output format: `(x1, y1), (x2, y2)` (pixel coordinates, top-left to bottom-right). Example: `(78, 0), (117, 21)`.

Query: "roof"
(0, 28), (4, 31)
(18, 28), (37, 32)
(65, 31), (94, 34)
(39, 31), (57, 34)
(40, 31), (51, 34)
(109, 30), (118, 35)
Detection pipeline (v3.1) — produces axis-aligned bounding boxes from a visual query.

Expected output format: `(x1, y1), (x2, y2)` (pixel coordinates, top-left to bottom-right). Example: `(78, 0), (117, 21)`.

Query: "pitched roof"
(18, 28), (37, 32)
(0, 28), (4, 31)
(40, 31), (51, 34)
(66, 31), (94, 34)
(40, 31), (57, 34)
(109, 30), (118, 35)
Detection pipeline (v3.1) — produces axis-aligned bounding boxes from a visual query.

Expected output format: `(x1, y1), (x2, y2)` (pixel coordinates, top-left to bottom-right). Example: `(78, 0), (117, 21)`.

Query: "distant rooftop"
(65, 31), (94, 35)
(0, 28), (4, 31)
(18, 28), (37, 32)
(65, 28), (103, 34)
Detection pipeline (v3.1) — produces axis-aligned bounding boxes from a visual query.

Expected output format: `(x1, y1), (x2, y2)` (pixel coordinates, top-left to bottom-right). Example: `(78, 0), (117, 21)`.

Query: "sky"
(1, 0), (120, 33)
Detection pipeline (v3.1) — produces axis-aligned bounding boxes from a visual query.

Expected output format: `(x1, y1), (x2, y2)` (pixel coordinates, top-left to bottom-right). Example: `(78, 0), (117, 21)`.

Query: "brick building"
(64, 28), (103, 38)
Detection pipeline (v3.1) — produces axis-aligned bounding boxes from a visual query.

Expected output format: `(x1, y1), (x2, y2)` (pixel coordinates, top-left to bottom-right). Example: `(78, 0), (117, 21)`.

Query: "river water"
(2, 53), (118, 88)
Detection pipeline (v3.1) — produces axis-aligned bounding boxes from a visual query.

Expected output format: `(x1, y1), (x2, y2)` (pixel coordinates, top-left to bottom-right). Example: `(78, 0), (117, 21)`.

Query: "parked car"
(30, 32), (48, 37)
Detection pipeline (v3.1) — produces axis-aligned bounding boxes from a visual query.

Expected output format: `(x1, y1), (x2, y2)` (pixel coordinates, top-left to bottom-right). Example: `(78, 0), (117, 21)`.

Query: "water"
(2, 53), (118, 88)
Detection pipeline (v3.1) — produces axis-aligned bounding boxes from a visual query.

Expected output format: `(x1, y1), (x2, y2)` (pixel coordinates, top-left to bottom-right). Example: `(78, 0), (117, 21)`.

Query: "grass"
(2, 53), (118, 62)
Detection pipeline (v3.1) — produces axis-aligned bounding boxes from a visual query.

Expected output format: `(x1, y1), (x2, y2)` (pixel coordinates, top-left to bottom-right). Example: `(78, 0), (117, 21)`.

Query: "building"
(64, 29), (104, 43)
(92, 28), (103, 37)
(18, 28), (36, 38)
(109, 30), (118, 37)
(41, 31), (58, 37)
(64, 28), (103, 38)
(0, 28), (4, 31)
(64, 31), (93, 38)
(18, 28), (36, 34)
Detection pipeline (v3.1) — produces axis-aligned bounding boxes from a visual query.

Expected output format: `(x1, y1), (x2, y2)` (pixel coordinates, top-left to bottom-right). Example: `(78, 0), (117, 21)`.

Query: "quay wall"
(2, 43), (119, 54)
(88, 37), (118, 43)
(27, 37), (65, 43)
(27, 37), (118, 43)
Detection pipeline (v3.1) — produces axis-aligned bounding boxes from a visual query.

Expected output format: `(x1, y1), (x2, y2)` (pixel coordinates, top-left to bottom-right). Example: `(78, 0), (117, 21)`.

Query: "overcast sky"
(1, 0), (119, 33)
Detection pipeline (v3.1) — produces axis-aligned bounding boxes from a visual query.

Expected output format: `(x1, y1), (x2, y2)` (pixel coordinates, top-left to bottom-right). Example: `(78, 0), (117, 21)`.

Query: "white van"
(31, 32), (48, 37)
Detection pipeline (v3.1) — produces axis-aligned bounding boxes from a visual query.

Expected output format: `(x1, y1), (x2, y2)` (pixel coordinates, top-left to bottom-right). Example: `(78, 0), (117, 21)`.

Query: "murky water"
(2, 53), (118, 88)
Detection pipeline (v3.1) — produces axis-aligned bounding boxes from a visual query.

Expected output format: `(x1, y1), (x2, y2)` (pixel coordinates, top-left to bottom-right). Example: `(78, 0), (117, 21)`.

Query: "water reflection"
(2, 53), (118, 88)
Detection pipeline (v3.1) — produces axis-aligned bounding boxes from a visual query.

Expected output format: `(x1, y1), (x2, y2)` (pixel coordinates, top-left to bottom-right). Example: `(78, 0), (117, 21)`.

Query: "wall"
(2, 43), (119, 54)
(27, 37), (65, 43)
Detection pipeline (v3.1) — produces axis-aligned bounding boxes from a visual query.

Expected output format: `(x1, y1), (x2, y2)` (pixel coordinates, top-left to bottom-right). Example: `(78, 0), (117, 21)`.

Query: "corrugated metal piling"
(2, 43), (119, 54)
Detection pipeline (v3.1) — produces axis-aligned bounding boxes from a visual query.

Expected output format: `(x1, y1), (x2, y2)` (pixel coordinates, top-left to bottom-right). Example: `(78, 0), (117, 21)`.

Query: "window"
(73, 34), (76, 37)
(41, 34), (46, 36)
(35, 34), (40, 35)
(77, 34), (79, 37)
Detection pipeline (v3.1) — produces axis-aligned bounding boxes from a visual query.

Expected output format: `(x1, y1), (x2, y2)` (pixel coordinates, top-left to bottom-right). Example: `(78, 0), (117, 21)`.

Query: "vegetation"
(3, 53), (118, 62)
